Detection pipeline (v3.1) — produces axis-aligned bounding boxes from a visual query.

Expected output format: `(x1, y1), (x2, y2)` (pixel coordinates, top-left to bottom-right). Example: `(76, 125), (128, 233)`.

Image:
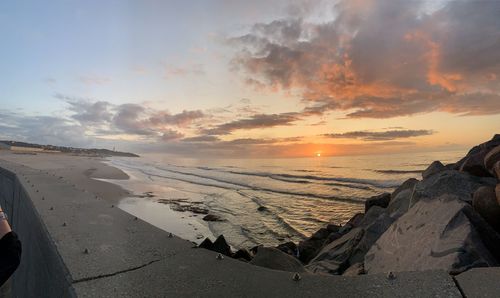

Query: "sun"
(316, 152), (321, 157)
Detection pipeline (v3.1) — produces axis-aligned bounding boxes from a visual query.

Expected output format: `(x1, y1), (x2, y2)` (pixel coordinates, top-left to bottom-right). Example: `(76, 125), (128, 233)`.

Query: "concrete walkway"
(0, 159), (492, 297)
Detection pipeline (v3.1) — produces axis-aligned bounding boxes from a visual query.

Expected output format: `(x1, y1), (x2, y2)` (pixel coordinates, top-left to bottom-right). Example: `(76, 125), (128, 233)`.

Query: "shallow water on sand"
(106, 150), (464, 248)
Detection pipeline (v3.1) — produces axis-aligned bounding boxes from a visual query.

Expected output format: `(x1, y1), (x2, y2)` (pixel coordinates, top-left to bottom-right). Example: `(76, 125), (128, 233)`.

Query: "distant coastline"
(0, 140), (139, 157)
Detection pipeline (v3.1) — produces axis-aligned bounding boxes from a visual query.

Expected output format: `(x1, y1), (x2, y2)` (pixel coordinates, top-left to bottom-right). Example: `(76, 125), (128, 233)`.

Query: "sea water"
(105, 150), (465, 248)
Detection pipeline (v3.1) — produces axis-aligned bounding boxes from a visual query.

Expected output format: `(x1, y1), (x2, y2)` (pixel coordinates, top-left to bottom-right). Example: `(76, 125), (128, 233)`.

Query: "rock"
(212, 235), (232, 256)
(276, 241), (298, 256)
(348, 207), (394, 265)
(485, 146), (500, 173)
(233, 248), (252, 261)
(457, 135), (500, 177)
(250, 247), (305, 272)
(364, 193), (391, 213)
(342, 262), (365, 276)
(387, 186), (415, 219)
(497, 184), (500, 203)
(202, 214), (223, 222)
(422, 161), (446, 179)
(257, 206), (268, 212)
(249, 245), (262, 255)
(306, 228), (364, 275)
(298, 237), (327, 264)
(391, 178), (418, 200)
(494, 161), (500, 179)
(326, 223), (341, 232)
(473, 186), (500, 231)
(462, 205), (500, 263)
(365, 195), (498, 275)
(310, 228), (330, 240)
(198, 238), (213, 250)
(338, 213), (364, 234)
(413, 170), (496, 204)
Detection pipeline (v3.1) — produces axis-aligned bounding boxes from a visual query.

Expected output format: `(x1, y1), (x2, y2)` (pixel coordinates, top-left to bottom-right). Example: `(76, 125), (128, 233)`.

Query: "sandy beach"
(0, 151), (130, 204)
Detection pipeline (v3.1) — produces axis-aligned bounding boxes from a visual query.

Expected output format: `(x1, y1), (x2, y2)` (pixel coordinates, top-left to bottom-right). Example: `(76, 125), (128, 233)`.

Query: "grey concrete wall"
(0, 166), (75, 297)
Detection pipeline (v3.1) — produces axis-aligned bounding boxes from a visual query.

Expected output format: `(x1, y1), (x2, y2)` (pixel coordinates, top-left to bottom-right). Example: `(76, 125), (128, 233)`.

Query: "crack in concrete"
(72, 259), (161, 284)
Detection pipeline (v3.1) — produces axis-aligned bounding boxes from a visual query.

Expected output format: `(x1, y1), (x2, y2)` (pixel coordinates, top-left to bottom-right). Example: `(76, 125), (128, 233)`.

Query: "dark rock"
(365, 195), (498, 275)
(462, 206), (500, 263)
(494, 161), (500, 179)
(202, 214), (224, 221)
(364, 193), (391, 213)
(422, 161), (446, 179)
(257, 206), (268, 212)
(338, 213), (364, 234)
(250, 247), (305, 272)
(212, 235), (232, 256)
(298, 238), (325, 264)
(497, 184), (500, 203)
(198, 238), (213, 250)
(457, 135), (500, 177)
(233, 248), (252, 262)
(391, 178), (418, 200)
(276, 241), (298, 256)
(484, 145), (500, 173)
(250, 245), (262, 255)
(342, 262), (365, 276)
(473, 186), (500, 231)
(345, 213), (364, 227)
(311, 228), (330, 240)
(306, 228), (364, 275)
(326, 223), (341, 232)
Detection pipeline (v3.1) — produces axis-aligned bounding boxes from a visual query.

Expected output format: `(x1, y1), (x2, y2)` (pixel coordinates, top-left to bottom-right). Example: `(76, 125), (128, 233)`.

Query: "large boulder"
(473, 186), (500, 231)
(306, 207), (393, 275)
(250, 247), (305, 272)
(298, 216), (356, 263)
(422, 161), (446, 179)
(306, 228), (364, 275)
(413, 170), (496, 204)
(457, 135), (500, 177)
(497, 184), (500, 203)
(391, 178), (418, 200)
(365, 195), (498, 275)
(364, 193), (390, 213)
(494, 161), (500, 179)
(212, 235), (232, 256)
(276, 241), (298, 256)
(484, 145), (500, 173)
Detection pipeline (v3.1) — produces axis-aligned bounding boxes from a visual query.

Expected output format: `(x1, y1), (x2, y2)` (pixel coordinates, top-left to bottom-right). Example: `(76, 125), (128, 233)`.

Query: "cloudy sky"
(1, 0), (499, 158)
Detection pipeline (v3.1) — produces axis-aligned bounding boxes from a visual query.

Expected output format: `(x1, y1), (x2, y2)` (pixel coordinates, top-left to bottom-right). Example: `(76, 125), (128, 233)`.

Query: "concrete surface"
(455, 267), (500, 298)
(0, 159), (469, 297)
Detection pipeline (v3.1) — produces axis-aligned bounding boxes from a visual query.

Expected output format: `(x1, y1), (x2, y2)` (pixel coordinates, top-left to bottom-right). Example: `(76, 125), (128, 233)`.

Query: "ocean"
(104, 150), (465, 249)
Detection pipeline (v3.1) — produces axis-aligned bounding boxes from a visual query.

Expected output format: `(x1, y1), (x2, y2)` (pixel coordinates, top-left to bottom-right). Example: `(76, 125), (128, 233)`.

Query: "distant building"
(0, 141), (45, 152)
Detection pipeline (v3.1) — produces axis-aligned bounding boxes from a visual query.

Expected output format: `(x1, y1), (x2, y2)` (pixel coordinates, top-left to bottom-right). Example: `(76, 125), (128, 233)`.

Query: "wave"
(145, 166), (365, 205)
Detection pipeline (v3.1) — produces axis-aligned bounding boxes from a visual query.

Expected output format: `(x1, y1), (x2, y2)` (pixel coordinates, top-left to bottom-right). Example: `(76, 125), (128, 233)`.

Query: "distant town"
(0, 140), (139, 157)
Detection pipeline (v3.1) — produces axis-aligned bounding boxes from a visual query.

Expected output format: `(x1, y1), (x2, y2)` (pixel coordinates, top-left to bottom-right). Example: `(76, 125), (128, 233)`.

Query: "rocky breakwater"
(198, 135), (500, 277)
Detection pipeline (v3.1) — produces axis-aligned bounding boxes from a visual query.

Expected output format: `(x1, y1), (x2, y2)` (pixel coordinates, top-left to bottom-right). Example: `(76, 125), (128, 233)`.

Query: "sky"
(1, 0), (499, 158)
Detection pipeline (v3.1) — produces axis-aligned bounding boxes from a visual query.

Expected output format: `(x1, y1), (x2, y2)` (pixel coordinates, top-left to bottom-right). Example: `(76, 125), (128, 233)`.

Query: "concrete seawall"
(0, 159), (481, 297)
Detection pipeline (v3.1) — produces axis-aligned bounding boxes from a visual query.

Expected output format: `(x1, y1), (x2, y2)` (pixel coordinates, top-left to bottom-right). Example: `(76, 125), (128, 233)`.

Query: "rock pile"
(198, 135), (500, 276)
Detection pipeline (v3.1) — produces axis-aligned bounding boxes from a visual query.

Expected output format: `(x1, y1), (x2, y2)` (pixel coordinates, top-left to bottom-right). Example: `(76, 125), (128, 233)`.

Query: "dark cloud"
(203, 112), (300, 135)
(65, 99), (113, 124)
(112, 104), (154, 136)
(161, 129), (184, 141)
(323, 129), (435, 141)
(231, 0), (500, 118)
(148, 110), (204, 127)
(182, 135), (221, 142)
(0, 110), (89, 147)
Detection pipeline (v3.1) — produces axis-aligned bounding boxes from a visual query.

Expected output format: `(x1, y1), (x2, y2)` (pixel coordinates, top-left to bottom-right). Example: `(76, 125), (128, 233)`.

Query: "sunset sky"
(1, 0), (499, 158)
